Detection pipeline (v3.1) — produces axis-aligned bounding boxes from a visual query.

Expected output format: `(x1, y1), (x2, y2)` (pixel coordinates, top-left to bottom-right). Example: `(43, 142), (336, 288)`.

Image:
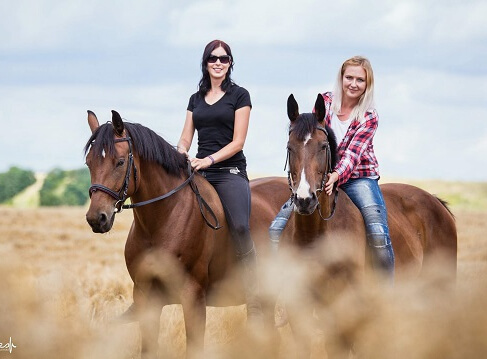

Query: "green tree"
(39, 167), (90, 206)
(0, 167), (36, 203)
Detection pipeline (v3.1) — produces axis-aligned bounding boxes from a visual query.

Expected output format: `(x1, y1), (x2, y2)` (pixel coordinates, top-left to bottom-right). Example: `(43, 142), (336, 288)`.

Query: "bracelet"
(208, 155), (215, 165)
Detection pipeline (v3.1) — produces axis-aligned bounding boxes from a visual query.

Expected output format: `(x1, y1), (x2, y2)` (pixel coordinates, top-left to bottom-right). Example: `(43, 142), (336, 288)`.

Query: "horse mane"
(289, 113), (338, 170)
(84, 122), (188, 176)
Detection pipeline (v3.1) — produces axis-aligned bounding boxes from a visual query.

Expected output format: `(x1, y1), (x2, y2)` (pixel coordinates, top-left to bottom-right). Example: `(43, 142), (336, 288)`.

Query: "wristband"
(208, 155), (215, 165)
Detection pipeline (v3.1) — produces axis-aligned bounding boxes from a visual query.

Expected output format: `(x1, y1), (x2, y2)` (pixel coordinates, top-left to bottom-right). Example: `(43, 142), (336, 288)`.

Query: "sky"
(1, 0), (486, 182)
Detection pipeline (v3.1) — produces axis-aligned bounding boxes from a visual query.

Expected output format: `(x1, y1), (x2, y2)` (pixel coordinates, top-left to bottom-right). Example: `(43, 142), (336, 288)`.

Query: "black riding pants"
(201, 168), (253, 257)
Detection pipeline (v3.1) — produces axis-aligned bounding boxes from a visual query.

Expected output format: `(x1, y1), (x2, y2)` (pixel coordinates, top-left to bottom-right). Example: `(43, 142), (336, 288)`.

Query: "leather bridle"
(285, 125), (338, 220)
(88, 136), (221, 229)
(89, 137), (137, 212)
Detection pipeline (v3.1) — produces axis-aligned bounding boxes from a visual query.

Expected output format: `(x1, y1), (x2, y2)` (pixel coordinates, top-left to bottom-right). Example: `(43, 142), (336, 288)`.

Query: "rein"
(88, 137), (221, 230)
(286, 125), (338, 221)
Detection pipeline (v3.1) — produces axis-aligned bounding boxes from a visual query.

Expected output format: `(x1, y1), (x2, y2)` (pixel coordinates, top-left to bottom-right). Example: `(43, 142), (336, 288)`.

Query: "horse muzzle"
(293, 192), (319, 215)
(86, 207), (116, 233)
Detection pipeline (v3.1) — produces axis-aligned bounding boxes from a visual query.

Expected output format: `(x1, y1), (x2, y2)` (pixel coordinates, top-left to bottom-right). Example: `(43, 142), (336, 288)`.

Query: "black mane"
(289, 113), (338, 170)
(84, 122), (187, 177)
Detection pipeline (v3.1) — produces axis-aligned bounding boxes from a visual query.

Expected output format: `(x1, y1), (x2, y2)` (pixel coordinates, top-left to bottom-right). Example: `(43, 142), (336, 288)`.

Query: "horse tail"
(435, 196), (455, 219)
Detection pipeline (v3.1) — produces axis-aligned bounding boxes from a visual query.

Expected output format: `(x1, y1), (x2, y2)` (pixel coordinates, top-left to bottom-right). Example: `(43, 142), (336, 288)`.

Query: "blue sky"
(1, 0), (486, 181)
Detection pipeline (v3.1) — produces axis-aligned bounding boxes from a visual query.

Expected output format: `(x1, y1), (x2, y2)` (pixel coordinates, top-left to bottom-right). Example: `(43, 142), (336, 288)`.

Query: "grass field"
(1, 180), (486, 358)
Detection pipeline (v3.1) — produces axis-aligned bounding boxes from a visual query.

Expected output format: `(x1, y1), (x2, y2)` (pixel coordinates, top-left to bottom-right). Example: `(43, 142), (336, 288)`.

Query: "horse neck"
(131, 160), (191, 227)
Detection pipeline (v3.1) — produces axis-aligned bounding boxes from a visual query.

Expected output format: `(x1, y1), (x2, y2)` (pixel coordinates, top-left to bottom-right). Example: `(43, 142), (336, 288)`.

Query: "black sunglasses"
(207, 55), (231, 64)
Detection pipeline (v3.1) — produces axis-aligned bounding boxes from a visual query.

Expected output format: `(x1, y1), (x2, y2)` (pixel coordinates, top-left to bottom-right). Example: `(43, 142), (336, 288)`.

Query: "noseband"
(285, 125), (338, 220)
(89, 137), (137, 212)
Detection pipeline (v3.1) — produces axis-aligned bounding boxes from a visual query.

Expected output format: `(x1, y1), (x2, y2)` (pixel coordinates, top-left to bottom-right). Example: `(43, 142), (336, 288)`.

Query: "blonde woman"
(323, 56), (394, 282)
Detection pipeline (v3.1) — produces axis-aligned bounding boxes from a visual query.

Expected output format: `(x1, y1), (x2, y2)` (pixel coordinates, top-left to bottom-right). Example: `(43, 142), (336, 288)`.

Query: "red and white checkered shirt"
(322, 92), (380, 186)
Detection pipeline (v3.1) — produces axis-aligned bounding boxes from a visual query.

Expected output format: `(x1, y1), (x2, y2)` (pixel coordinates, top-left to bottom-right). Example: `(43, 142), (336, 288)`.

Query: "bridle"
(88, 136), (221, 230)
(285, 125), (338, 221)
(89, 137), (137, 212)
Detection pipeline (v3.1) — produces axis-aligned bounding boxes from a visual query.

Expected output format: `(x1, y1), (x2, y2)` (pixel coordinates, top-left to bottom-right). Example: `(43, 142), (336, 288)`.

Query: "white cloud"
(2, 0), (485, 53)
(0, 0), (173, 51)
(375, 67), (487, 181)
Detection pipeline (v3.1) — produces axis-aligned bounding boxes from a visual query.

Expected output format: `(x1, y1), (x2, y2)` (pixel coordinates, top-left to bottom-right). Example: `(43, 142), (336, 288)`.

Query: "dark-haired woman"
(177, 40), (262, 323)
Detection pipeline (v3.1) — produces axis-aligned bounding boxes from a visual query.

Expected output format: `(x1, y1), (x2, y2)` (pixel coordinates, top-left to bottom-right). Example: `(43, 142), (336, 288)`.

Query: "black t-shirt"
(187, 84), (252, 171)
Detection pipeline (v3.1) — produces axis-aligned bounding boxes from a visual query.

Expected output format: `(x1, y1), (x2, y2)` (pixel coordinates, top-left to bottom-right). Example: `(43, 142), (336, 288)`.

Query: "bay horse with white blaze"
(278, 94), (457, 357)
(84, 110), (290, 358)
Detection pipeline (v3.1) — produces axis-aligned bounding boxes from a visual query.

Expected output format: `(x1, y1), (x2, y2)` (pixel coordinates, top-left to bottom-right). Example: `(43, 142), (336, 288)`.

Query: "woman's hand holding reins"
(190, 156), (213, 171)
(325, 171), (339, 196)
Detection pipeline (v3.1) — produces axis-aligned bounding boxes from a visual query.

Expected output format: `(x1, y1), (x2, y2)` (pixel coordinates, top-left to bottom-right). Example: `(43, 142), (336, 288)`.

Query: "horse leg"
(261, 297), (281, 358)
(181, 280), (207, 359)
(133, 283), (164, 359)
(286, 302), (314, 358)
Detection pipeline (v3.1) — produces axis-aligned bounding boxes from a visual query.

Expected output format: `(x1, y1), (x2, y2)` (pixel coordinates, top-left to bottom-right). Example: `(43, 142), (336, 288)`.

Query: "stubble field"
(1, 182), (486, 358)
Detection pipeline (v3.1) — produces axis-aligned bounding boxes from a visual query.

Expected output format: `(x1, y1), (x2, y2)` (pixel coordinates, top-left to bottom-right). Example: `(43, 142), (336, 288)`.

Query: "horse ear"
(287, 94), (299, 122)
(111, 110), (124, 136)
(87, 110), (99, 134)
(314, 94), (326, 123)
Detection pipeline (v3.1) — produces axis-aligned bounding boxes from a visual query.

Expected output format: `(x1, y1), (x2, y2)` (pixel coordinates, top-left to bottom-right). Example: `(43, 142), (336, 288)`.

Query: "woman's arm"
(177, 110), (195, 156)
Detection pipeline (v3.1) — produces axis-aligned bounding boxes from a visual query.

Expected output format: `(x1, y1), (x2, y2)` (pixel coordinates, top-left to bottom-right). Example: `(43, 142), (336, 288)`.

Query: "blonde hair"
(331, 56), (375, 123)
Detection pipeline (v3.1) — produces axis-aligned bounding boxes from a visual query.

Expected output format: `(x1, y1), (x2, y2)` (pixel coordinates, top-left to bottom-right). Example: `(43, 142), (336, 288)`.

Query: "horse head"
(286, 94), (337, 215)
(84, 110), (138, 233)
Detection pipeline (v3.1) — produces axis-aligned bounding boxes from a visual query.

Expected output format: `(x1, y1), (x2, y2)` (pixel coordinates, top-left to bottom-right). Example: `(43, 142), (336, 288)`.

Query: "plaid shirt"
(322, 92), (380, 186)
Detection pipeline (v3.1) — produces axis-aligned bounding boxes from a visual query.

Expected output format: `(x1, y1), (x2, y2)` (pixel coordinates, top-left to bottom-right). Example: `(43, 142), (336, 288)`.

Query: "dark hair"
(198, 39), (235, 96)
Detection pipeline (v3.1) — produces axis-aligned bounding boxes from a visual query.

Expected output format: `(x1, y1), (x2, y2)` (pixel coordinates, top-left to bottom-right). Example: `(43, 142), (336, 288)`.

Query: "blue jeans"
(340, 177), (395, 281)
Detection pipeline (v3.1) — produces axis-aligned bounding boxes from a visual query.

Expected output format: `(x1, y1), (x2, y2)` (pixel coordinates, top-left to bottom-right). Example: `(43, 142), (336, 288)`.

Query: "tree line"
(0, 166), (91, 206)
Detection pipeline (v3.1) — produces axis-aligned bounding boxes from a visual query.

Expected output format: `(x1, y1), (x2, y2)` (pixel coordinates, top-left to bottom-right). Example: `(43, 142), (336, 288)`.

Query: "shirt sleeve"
(334, 110), (378, 185)
(322, 92), (333, 126)
(235, 86), (252, 110)
(187, 93), (196, 112)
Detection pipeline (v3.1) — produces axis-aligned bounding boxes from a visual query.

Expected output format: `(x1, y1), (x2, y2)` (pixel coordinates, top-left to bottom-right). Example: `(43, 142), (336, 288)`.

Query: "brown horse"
(278, 94), (457, 357)
(84, 110), (289, 358)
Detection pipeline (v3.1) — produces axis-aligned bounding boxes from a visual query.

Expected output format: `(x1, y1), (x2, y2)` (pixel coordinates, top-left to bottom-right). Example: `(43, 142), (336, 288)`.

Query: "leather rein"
(285, 125), (338, 221)
(88, 136), (221, 230)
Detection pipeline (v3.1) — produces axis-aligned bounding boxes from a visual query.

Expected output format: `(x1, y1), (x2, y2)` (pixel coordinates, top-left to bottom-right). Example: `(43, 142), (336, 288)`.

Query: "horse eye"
(116, 159), (125, 167)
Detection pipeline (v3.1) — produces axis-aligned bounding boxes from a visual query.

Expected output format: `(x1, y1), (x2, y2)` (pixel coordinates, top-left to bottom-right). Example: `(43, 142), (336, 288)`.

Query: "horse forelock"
(84, 122), (187, 177)
(289, 113), (317, 142)
(84, 123), (116, 158)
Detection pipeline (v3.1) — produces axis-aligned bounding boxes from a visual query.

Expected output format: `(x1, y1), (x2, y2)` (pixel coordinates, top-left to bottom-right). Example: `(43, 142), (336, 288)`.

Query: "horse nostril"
(99, 212), (108, 226)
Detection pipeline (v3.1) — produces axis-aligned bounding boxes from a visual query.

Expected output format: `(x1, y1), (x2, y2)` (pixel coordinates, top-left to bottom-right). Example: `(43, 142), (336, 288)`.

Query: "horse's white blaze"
(101, 149), (106, 158)
(303, 133), (312, 146)
(296, 168), (311, 199)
